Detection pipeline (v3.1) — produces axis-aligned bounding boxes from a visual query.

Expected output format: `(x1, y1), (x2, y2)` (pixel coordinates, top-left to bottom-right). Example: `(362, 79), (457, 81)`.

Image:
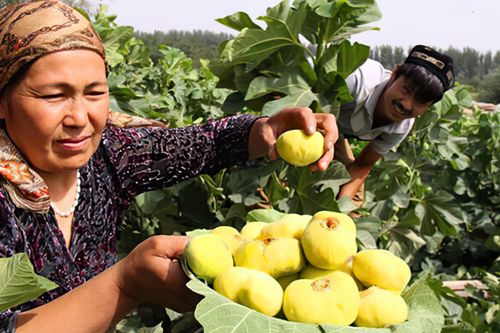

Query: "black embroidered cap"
(405, 45), (455, 91)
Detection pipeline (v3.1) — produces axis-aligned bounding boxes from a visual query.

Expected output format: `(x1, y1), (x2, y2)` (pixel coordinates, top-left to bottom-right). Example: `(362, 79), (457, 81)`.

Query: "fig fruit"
(211, 226), (245, 255)
(352, 249), (411, 292)
(184, 234), (233, 283)
(355, 286), (408, 327)
(283, 271), (360, 325)
(311, 211), (356, 237)
(301, 216), (357, 270)
(234, 237), (305, 278)
(276, 130), (324, 167)
(300, 262), (364, 291)
(299, 263), (351, 279)
(214, 266), (283, 317)
(260, 213), (312, 240)
(240, 221), (268, 241)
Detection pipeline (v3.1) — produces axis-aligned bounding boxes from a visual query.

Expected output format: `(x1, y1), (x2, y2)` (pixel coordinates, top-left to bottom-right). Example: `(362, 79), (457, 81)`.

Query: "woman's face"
(0, 50), (109, 174)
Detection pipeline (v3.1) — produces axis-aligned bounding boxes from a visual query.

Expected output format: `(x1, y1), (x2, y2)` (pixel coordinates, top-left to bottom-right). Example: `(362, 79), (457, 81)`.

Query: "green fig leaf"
(246, 208), (286, 223)
(397, 278), (445, 333)
(0, 253), (59, 312)
(187, 277), (444, 333)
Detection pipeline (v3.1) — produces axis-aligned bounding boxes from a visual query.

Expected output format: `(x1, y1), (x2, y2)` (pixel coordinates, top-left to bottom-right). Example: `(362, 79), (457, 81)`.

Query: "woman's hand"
(248, 107), (338, 171)
(115, 235), (201, 313)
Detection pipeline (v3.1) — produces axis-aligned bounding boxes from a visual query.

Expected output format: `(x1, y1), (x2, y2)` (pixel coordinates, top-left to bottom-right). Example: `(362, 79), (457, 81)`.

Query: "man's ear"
(390, 64), (401, 79)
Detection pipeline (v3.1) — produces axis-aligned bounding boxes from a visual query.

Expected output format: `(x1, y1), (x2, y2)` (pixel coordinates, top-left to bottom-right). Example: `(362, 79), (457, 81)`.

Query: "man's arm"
(337, 143), (381, 200)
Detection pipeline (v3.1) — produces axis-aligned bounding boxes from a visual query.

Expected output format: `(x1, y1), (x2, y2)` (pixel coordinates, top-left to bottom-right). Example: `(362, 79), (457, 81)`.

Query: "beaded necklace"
(50, 170), (81, 218)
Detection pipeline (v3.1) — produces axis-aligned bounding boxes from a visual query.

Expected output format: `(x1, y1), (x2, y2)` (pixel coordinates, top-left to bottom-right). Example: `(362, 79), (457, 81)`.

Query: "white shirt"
(338, 59), (415, 155)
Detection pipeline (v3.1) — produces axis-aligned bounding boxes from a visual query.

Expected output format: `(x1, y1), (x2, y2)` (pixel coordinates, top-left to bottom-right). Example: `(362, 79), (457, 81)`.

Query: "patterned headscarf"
(0, 0), (105, 212)
(0, 1), (165, 213)
(0, 0), (106, 94)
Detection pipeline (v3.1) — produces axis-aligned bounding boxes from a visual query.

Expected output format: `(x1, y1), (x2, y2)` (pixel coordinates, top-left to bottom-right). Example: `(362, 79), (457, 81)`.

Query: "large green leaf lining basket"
(186, 277), (444, 333)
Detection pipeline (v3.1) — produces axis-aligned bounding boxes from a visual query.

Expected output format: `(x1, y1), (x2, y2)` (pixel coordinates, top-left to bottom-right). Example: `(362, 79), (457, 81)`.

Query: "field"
(1, 1), (498, 332)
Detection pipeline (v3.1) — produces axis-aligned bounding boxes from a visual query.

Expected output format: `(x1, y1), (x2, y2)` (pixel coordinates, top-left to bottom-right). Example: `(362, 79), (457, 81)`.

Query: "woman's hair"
(393, 63), (445, 104)
(0, 0), (106, 95)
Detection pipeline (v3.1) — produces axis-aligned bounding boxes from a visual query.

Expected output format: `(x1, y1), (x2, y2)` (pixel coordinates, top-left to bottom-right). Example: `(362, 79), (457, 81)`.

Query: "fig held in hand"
(276, 129), (324, 167)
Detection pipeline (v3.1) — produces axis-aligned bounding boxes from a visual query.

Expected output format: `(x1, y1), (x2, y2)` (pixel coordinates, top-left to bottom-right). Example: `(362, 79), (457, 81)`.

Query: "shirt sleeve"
(0, 311), (17, 333)
(370, 131), (409, 155)
(102, 114), (259, 199)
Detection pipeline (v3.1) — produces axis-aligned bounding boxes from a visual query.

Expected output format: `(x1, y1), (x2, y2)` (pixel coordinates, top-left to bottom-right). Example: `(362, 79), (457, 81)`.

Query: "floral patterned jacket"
(0, 114), (257, 332)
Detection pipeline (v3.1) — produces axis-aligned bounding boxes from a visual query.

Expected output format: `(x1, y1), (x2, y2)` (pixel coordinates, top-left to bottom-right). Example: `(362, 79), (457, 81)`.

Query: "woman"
(0, 1), (338, 332)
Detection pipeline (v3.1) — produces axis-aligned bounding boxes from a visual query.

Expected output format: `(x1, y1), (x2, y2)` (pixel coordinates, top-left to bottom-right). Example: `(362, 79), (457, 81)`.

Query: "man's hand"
(248, 107), (338, 172)
(116, 235), (201, 313)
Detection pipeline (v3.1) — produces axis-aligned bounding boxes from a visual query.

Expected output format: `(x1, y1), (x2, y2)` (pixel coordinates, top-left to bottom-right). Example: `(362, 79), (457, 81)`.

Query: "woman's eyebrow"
(30, 81), (108, 90)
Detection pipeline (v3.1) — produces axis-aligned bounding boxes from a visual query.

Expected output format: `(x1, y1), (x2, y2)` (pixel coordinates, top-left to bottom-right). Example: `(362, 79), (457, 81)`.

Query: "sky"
(103, 0), (498, 53)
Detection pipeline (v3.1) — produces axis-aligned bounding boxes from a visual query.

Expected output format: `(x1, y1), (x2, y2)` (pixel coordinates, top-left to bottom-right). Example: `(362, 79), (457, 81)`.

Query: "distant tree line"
(134, 30), (233, 67)
(133, 31), (500, 103)
(2, 0), (498, 103)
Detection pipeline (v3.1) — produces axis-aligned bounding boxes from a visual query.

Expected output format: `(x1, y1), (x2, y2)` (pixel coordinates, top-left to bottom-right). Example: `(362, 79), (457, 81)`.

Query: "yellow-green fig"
(234, 237), (305, 278)
(283, 271), (360, 325)
(240, 221), (268, 241)
(260, 214), (312, 240)
(300, 262), (364, 291)
(299, 263), (351, 279)
(211, 226), (245, 255)
(301, 217), (357, 270)
(311, 211), (356, 237)
(276, 130), (324, 167)
(184, 234), (233, 283)
(355, 286), (408, 327)
(214, 266), (283, 317)
(352, 249), (411, 292)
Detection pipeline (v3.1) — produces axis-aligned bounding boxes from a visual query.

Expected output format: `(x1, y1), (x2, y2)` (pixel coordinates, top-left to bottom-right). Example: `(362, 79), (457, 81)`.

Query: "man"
(335, 45), (455, 206)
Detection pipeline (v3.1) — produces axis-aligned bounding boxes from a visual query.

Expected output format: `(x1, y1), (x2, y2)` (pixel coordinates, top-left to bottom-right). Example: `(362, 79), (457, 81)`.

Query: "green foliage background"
(90, 1), (498, 332)
(0, 0), (496, 332)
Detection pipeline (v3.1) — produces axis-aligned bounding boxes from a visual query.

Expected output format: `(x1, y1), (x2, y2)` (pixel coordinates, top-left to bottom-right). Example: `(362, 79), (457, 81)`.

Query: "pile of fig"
(183, 211), (411, 328)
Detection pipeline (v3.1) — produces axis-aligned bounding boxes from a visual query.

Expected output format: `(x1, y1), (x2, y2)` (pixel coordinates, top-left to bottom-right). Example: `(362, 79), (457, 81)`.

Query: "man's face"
(380, 75), (433, 123)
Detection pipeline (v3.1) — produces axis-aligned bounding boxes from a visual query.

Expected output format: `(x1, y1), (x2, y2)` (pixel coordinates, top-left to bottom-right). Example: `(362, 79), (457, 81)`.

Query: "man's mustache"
(393, 101), (412, 117)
